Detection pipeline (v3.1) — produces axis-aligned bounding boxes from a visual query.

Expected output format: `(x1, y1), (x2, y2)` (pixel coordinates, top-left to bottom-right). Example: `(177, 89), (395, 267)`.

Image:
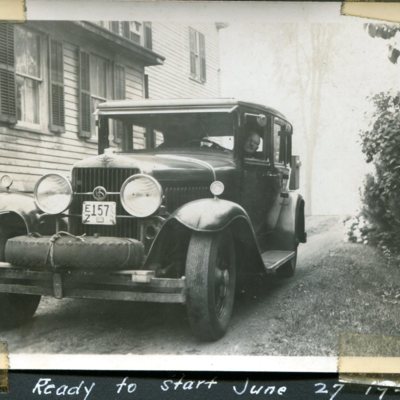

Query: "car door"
(239, 112), (278, 235)
(264, 117), (292, 230)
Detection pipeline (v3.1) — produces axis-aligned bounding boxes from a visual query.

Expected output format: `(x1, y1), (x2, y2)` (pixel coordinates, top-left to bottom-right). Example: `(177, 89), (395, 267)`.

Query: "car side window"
(273, 118), (292, 165)
(273, 122), (282, 164)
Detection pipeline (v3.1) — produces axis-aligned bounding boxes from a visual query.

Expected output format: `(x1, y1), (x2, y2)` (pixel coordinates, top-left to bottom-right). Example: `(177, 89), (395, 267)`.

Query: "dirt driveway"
(1, 215), (399, 357)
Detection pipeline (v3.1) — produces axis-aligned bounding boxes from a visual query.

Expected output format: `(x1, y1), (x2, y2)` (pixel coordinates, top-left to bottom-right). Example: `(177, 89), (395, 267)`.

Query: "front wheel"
(185, 230), (236, 341)
(0, 293), (41, 330)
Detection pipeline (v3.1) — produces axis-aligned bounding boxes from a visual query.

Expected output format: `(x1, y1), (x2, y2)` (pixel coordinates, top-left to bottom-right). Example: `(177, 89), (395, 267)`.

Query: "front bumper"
(1, 234), (186, 303)
(0, 262), (186, 303)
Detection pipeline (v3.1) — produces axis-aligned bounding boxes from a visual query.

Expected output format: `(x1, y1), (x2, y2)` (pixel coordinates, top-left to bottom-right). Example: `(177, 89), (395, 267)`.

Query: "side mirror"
(289, 155), (301, 190)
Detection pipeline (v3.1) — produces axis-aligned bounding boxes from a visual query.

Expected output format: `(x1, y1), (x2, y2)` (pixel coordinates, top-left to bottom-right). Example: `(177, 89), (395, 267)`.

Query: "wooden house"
(0, 21), (223, 190)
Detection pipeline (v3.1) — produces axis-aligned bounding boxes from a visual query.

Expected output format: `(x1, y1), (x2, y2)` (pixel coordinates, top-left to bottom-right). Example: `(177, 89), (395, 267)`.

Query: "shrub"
(359, 91), (400, 256)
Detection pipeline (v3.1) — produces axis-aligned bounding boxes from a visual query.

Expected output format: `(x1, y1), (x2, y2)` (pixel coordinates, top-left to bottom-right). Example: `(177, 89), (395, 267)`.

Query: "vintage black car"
(0, 99), (306, 341)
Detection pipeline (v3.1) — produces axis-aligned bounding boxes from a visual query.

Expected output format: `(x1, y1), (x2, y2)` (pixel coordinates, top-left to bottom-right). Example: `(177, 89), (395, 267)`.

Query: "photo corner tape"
(338, 333), (400, 387)
(0, 0), (25, 22)
(342, 1), (400, 23)
(0, 341), (9, 393)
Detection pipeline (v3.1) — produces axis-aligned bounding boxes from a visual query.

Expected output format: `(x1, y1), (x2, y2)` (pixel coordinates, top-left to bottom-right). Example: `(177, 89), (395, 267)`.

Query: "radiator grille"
(70, 167), (139, 238)
(164, 185), (212, 212)
(69, 168), (213, 237)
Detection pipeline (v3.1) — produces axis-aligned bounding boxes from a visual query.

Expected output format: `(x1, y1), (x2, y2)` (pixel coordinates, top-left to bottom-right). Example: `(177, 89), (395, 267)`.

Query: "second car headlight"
(120, 174), (163, 218)
(34, 174), (73, 214)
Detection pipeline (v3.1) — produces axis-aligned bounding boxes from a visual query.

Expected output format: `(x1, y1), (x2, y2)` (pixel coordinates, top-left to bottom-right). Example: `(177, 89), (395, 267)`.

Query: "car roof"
(96, 98), (287, 120)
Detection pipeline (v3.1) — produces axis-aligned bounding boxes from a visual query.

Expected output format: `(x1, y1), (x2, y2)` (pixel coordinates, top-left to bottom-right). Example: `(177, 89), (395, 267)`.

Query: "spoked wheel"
(0, 293), (41, 330)
(185, 230), (236, 341)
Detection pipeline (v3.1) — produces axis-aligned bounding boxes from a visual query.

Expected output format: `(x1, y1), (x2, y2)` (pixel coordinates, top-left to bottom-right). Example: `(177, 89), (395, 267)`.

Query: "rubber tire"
(185, 230), (236, 341)
(0, 293), (41, 330)
(0, 227), (41, 329)
(276, 248), (297, 278)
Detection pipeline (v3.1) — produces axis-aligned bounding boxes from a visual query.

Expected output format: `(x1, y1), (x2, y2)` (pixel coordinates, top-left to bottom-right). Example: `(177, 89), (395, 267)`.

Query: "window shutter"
(144, 73), (149, 99)
(113, 64), (125, 143)
(121, 22), (130, 39)
(143, 22), (152, 50)
(78, 50), (91, 138)
(114, 65), (125, 100)
(49, 38), (65, 132)
(0, 23), (16, 124)
(199, 32), (206, 82)
(110, 21), (120, 34)
(189, 28), (196, 77)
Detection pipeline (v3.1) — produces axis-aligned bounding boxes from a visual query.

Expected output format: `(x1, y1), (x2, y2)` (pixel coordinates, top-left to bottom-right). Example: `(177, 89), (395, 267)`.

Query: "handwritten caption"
(31, 377), (400, 399)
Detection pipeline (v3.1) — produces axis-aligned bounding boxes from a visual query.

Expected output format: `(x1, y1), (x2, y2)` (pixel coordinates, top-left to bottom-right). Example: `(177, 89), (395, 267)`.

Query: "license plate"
(82, 201), (116, 225)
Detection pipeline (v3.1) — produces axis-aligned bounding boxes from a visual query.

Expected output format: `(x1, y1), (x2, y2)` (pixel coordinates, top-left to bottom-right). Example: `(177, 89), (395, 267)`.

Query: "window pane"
(90, 55), (107, 98)
(15, 27), (40, 77)
(110, 21), (120, 34)
(274, 123), (282, 163)
(132, 125), (146, 149)
(91, 97), (104, 138)
(154, 130), (164, 146)
(16, 75), (39, 124)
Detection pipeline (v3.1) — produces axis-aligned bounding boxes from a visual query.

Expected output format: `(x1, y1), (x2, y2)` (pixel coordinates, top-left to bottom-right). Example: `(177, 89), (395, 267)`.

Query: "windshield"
(105, 112), (235, 153)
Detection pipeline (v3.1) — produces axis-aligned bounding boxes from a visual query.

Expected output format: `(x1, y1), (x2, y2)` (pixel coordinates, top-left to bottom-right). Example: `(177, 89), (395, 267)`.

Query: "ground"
(1, 216), (399, 357)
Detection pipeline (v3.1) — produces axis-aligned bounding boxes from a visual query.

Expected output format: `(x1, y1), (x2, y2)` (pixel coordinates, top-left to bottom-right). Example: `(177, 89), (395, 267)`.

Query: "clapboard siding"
(126, 66), (144, 99)
(0, 24), (146, 190)
(146, 23), (221, 99)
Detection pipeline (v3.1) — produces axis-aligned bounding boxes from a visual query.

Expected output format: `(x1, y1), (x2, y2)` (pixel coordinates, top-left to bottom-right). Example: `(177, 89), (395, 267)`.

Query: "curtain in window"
(15, 26), (41, 124)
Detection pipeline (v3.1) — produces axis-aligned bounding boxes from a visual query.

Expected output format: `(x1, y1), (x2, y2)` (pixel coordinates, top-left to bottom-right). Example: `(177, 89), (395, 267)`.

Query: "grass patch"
(273, 241), (400, 356)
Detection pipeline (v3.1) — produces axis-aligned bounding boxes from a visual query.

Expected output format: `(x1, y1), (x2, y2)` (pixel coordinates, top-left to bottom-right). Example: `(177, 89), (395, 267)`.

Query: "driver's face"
(244, 132), (261, 154)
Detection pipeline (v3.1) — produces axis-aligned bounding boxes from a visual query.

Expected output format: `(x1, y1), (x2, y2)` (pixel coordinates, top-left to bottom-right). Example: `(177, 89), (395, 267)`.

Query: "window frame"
(79, 49), (123, 141)
(273, 117), (292, 166)
(14, 25), (48, 131)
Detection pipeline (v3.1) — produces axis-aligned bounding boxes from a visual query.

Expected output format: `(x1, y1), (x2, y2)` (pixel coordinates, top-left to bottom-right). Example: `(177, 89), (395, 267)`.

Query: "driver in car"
(244, 131), (262, 157)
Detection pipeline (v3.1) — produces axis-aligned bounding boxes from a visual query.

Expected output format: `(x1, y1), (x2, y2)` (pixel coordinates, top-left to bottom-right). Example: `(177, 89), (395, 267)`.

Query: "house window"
(0, 24), (64, 130)
(79, 50), (125, 140)
(15, 26), (42, 125)
(189, 28), (206, 83)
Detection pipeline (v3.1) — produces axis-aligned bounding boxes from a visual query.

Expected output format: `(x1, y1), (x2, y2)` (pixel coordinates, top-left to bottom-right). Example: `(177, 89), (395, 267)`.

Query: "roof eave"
(74, 21), (165, 67)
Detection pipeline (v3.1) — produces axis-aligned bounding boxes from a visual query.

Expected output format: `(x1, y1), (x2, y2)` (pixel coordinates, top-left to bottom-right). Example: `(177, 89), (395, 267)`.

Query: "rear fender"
(273, 192), (306, 250)
(146, 198), (265, 274)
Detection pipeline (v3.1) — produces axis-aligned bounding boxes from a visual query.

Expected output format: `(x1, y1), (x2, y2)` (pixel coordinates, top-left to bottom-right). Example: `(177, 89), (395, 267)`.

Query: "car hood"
(73, 151), (236, 182)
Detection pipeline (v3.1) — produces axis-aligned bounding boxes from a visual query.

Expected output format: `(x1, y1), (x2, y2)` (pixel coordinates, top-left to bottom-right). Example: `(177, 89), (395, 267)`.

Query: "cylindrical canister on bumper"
(5, 235), (145, 270)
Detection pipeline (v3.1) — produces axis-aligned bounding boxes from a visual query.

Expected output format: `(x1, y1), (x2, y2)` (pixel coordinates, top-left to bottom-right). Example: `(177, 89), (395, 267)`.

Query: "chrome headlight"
(34, 174), (73, 214)
(120, 174), (163, 218)
(0, 174), (13, 189)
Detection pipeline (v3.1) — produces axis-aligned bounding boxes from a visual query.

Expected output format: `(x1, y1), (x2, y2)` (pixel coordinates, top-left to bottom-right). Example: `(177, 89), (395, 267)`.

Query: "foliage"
(358, 91), (400, 257)
(343, 215), (370, 244)
(365, 23), (400, 63)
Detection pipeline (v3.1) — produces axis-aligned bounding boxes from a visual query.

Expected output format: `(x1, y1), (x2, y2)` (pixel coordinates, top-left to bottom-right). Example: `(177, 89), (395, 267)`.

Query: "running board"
(261, 250), (295, 272)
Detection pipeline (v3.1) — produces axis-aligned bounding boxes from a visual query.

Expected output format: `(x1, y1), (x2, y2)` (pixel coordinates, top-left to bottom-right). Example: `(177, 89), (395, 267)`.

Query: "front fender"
(146, 198), (266, 274)
(0, 191), (41, 233)
(172, 198), (250, 232)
